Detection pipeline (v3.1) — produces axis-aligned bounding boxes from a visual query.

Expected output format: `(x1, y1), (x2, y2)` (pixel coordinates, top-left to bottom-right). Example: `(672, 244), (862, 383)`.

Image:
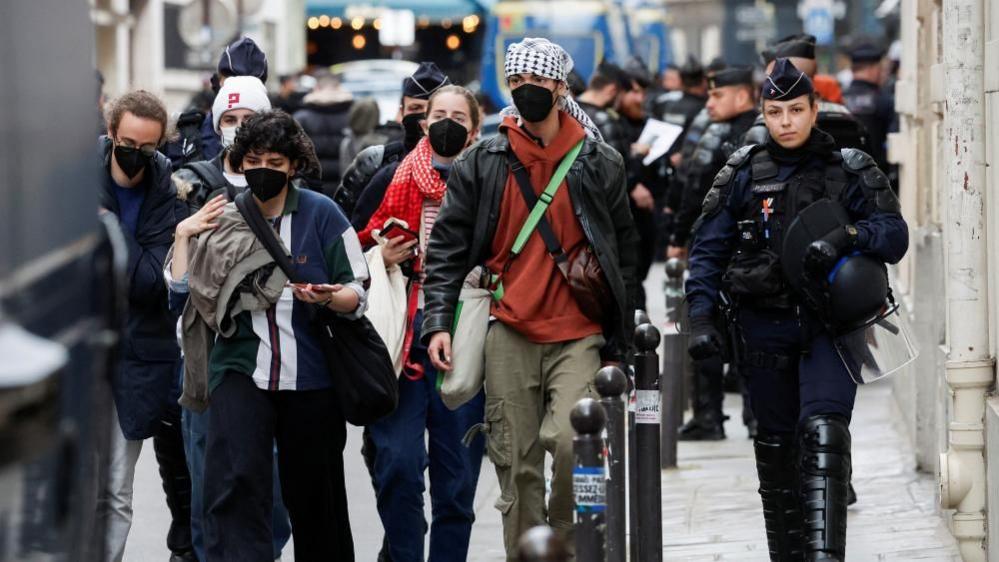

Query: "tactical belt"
(743, 350), (794, 371)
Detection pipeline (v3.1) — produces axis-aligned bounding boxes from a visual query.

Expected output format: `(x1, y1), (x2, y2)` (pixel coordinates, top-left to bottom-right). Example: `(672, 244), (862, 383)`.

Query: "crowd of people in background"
(95, 28), (899, 562)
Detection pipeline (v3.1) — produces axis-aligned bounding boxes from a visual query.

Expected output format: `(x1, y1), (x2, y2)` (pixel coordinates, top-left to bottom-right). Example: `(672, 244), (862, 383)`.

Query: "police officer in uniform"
(744, 34), (873, 157)
(686, 59), (908, 560)
(652, 55), (708, 132)
(577, 61), (632, 158)
(842, 42), (894, 172)
(671, 66), (759, 252)
(668, 66), (759, 440)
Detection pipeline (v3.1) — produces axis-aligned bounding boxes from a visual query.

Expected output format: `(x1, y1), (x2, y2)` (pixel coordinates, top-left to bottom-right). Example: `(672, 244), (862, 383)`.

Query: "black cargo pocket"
(722, 249), (785, 297)
(485, 399), (511, 467)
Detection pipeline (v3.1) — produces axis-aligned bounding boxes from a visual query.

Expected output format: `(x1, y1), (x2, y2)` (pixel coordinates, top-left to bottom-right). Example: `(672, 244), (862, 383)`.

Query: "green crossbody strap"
(490, 139), (584, 302)
(510, 139), (584, 255)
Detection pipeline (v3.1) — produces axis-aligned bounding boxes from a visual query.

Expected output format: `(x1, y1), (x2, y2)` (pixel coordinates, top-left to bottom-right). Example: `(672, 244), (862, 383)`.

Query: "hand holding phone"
(379, 218), (419, 245)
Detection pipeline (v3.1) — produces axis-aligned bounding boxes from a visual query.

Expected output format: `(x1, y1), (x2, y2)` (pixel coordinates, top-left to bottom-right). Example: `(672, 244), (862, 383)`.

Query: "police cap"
(773, 33), (817, 60)
(402, 62), (451, 100)
(762, 58), (814, 101)
(848, 41), (886, 64)
(708, 66), (754, 90)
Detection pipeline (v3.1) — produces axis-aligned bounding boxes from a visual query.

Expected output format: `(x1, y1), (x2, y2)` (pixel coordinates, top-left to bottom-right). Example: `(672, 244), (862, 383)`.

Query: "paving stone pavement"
(660, 383), (961, 561)
(126, 265), (960, 561)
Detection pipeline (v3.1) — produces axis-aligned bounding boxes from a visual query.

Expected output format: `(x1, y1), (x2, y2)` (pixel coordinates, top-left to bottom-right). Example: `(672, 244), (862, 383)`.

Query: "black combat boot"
(678, 356), (726, 440)
(798, 415), (851, 561)
(754, 433), (805, 561)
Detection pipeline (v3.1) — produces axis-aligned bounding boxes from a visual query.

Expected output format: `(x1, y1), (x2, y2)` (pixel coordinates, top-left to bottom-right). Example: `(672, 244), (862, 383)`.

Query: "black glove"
(687, 315), (722, 360)
(802, 225), (859, 280)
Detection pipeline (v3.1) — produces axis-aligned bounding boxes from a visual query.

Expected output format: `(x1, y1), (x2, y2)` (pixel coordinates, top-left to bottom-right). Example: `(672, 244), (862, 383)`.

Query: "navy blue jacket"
(686, 143), (908, 319)
(100, 136), (189, 439)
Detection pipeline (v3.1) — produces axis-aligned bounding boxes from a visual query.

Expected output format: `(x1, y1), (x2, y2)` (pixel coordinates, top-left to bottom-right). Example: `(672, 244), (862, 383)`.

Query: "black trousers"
(204, 373), (354, 562)
(153, 409), (194, 555)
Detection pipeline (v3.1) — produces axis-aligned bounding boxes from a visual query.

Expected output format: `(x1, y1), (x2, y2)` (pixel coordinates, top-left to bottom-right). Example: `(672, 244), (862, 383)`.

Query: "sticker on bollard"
(573, 466), (606, 512)
(635, 390), (661, 424)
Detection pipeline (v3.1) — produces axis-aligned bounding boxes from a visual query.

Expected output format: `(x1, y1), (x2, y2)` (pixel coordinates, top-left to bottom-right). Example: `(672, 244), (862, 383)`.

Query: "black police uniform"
(653, 90), (707, 133)
(578, 100), (631, 159)
(671, 67), (760, 441)
(672, 108), (758, 247)
(843, 78), (893, 171)
(843, 44), (894, 172)
(686, 59), (908, 560)
(665, 108), (711, 214)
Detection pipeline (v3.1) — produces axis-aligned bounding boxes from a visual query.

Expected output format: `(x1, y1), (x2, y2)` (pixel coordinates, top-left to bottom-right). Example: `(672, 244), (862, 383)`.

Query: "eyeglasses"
(115, 138), (158, 157)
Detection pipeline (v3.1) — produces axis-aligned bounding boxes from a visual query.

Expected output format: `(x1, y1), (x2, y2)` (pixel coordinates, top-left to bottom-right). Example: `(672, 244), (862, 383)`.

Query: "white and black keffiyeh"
(501, 37), (604, 141)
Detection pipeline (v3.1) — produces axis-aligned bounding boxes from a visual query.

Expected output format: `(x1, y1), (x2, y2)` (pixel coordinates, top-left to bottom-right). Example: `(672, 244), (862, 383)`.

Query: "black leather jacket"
(421, 130), (641, 362)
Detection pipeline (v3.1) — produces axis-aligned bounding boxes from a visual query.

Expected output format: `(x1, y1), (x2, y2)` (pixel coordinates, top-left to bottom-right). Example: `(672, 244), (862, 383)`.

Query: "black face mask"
(427, 118), (469, 158)
(244, 167), (288, 202)
(113, 144), (151, 180)
(402, 112), (426, 151)
(512, 83), (557, 123)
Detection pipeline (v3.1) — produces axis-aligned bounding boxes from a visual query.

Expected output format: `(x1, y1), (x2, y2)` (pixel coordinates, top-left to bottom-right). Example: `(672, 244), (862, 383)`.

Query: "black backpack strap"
(506, 150), (570, 276)
(184, 160), (227, 191)
(234, 191), (300, 283)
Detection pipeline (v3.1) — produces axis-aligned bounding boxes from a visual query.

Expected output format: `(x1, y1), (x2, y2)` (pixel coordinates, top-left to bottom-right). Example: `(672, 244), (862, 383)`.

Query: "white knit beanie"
(212, 76), (271, 133)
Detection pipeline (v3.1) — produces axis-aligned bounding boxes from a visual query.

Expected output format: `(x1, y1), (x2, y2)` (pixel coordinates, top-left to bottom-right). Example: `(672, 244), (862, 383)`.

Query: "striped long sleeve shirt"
(207, 184), (370, 392)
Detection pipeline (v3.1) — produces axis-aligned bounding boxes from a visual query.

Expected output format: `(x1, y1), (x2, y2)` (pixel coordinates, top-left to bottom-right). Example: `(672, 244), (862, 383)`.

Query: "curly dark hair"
(227, 110), (321, 179)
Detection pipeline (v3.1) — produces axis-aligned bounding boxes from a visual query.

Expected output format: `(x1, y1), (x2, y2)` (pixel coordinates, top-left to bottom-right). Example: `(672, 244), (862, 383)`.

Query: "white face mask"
(220, 125), (238, 148)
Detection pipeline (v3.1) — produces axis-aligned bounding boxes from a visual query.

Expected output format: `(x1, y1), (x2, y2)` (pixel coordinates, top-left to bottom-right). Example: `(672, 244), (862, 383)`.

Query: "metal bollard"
(628, 309), (649, 562)
(518, 525), (569, 562)
(634, 323), (664, 562)
(634, 309), (651, 328)
(626, 367), (639, 562)
(571, 398), (607, 562)
(595, 366), (628, 562)
(661, 258), (686, 468)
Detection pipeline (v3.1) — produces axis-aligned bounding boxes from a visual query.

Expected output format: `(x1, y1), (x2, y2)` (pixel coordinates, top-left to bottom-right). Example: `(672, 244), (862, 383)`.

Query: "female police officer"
(684, 58), (908, 561)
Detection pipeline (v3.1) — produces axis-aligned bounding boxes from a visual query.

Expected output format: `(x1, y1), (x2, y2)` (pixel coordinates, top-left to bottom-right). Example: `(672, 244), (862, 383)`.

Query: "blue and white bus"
(479, 0), (673, 110)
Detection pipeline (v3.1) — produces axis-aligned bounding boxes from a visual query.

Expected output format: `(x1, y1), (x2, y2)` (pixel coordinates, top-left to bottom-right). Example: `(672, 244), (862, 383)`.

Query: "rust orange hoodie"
(485, 112), (602, 343)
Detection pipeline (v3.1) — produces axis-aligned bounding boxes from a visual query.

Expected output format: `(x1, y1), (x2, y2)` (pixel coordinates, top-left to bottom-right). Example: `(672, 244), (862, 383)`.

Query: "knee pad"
(798, 415), (851, 478)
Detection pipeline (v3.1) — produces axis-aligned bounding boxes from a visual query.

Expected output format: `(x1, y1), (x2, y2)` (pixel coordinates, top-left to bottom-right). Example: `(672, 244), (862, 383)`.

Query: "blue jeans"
(180, 365), (292, 561)
(367, 349), (486, 562)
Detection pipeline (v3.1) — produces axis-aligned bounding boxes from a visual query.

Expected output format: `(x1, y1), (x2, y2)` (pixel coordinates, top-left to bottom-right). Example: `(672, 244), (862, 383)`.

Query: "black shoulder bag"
(234, 191), (398, 426)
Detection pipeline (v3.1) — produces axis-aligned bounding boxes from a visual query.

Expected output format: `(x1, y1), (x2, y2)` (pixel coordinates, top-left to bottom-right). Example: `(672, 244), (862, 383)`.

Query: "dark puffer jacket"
(421, 127), (640, 362)
(294, 89), (353, 195)
(100, 136), (188, 440)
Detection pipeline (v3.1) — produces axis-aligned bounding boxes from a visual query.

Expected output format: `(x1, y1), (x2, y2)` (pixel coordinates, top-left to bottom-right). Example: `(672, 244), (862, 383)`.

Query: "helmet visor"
(833, 304), (918, 385)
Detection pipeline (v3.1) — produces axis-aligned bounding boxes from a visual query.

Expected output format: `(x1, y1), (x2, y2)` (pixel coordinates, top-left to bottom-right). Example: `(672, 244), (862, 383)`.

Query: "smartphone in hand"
(379, 218), (419, 245)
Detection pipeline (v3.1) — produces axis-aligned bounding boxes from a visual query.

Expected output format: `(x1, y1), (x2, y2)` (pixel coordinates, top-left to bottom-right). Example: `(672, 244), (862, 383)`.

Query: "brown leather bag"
(504, 141), (612, 322)
(568, 246), (613, 322)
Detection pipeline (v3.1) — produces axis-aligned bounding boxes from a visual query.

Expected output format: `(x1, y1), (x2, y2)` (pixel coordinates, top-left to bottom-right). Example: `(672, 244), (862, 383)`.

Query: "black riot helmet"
(782, 199), (889, 331)
(826, 254), (889, 328)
